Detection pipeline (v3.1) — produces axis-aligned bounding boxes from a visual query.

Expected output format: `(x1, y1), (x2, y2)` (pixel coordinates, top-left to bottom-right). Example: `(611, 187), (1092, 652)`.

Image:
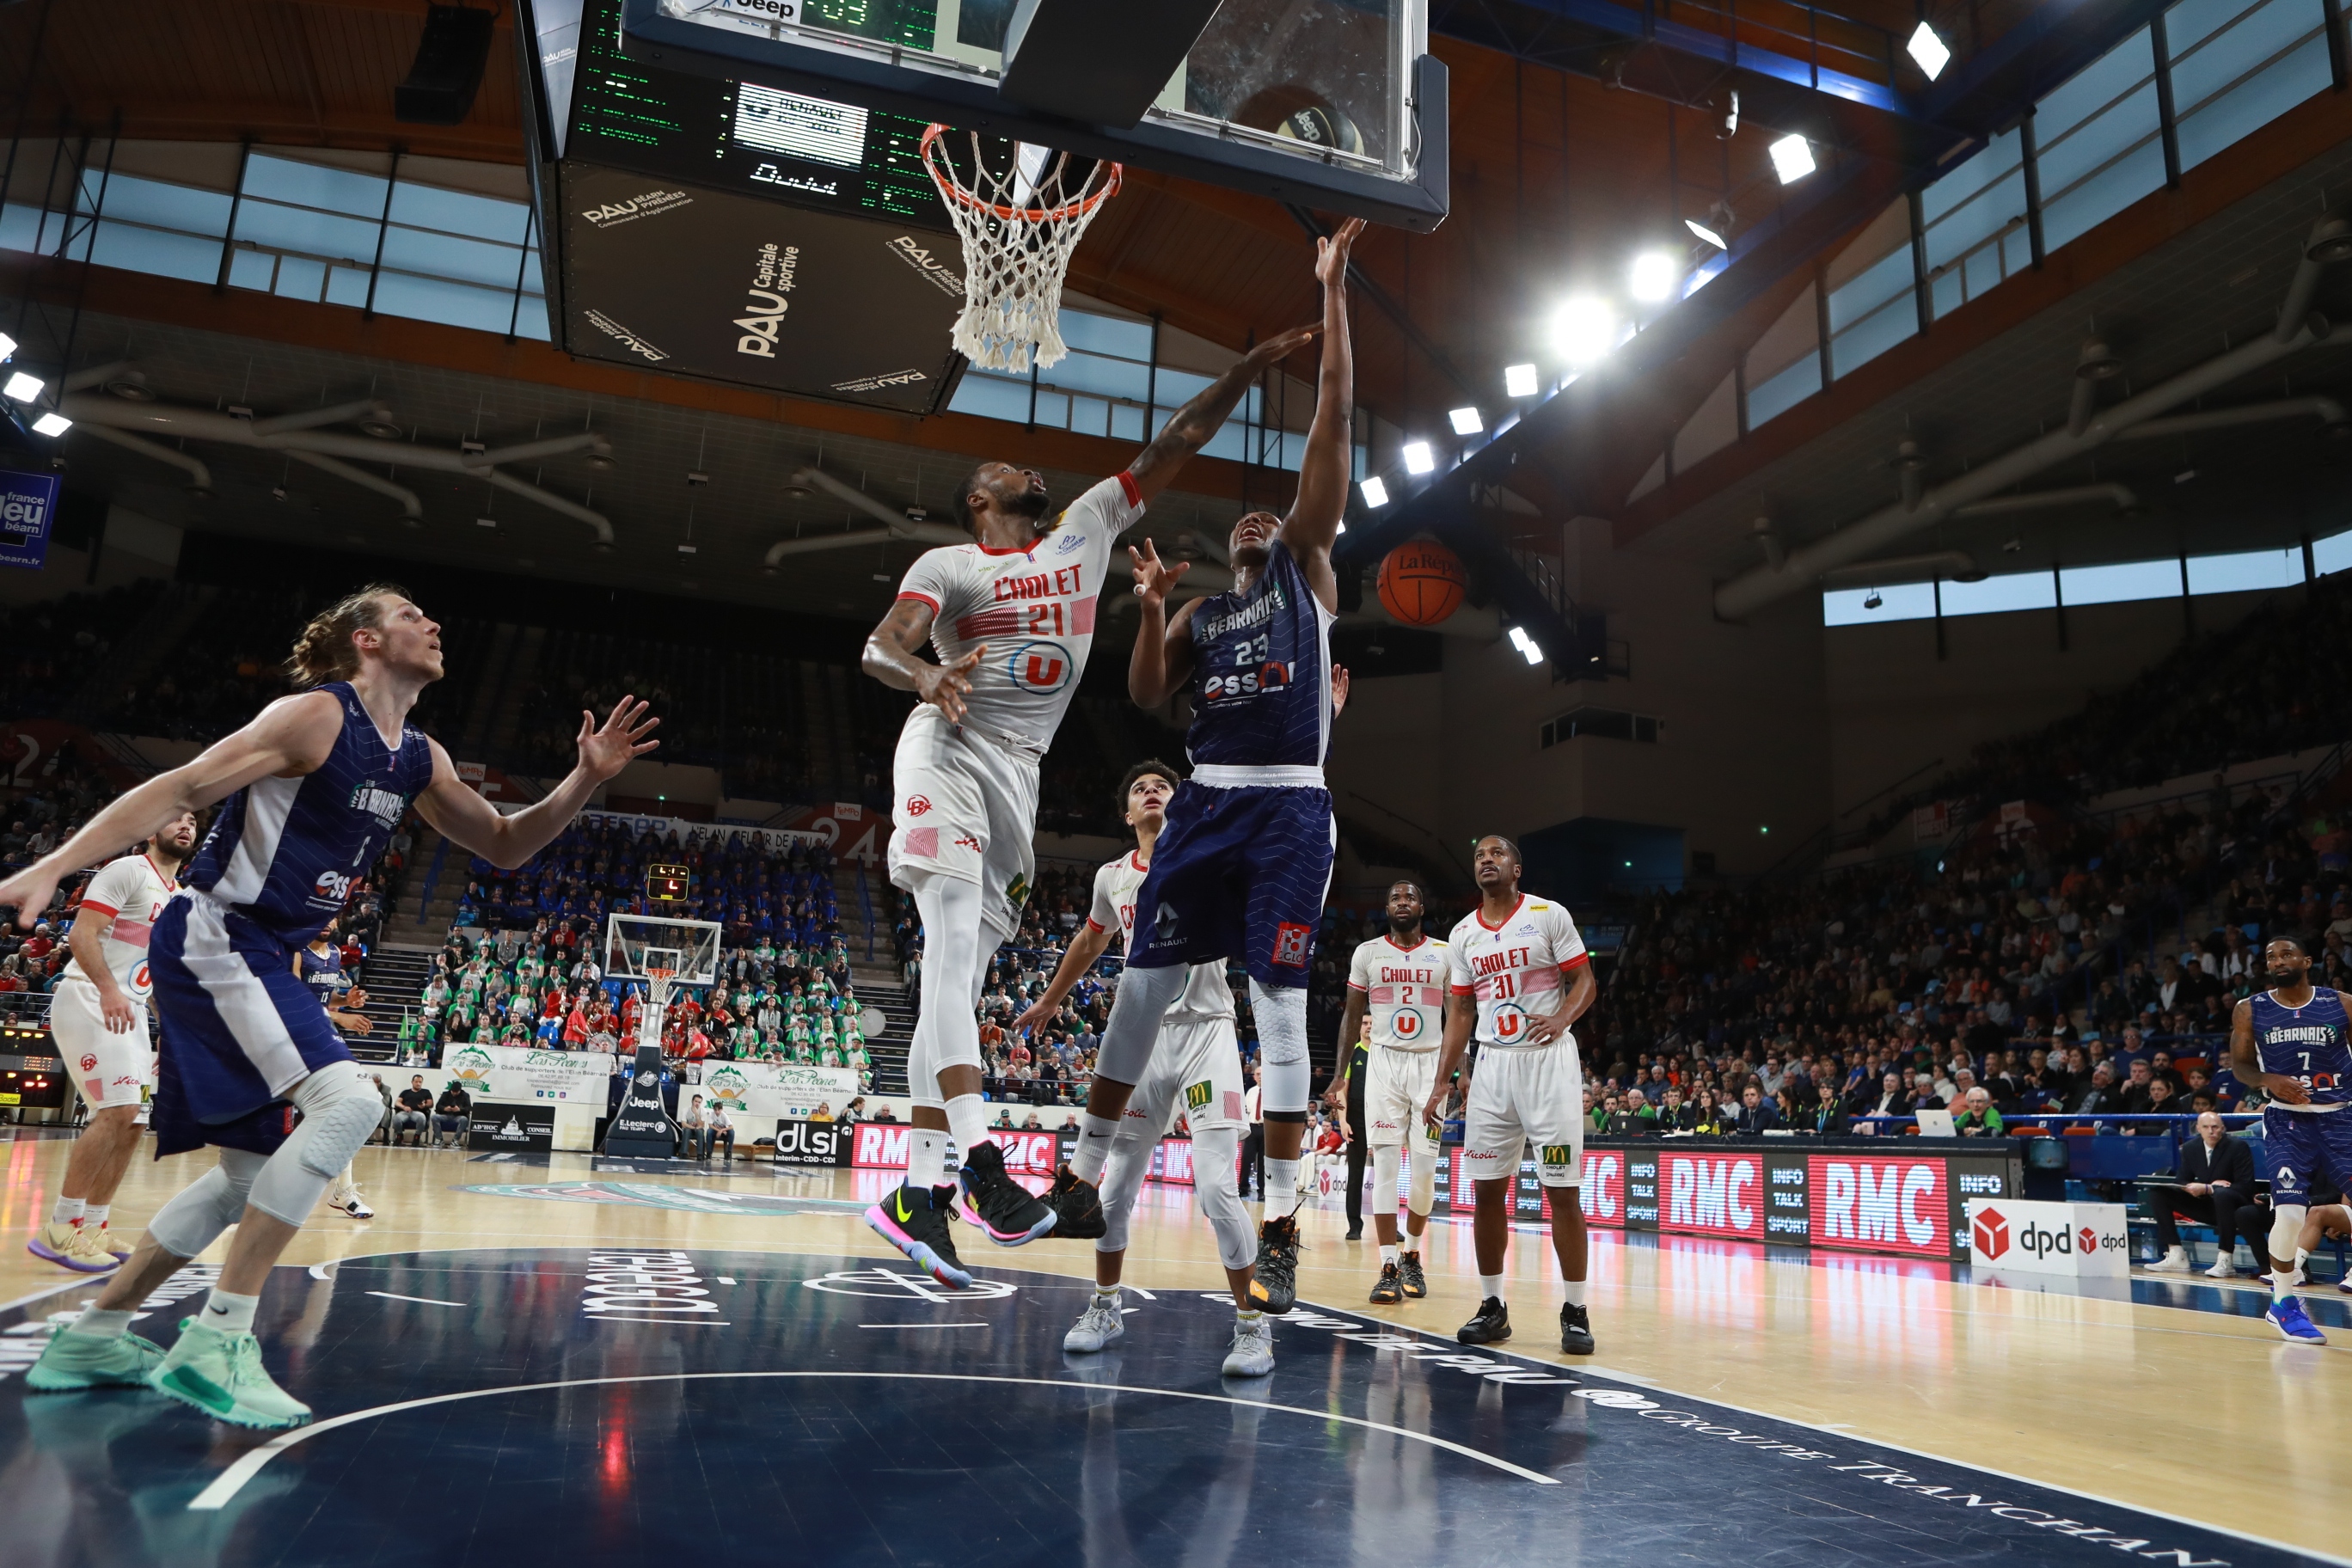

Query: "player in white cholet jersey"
(1015, 763), (1261, 1374)
(1337, 881), (1449, 1304)
(858, 322), (1319, 1290)
(1426, 835), (1599, 1357)
(28, 812), (200, 1273)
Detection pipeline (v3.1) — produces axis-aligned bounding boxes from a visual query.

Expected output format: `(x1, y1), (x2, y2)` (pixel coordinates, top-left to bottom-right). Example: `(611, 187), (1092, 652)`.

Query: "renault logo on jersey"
(1008, 641), (1072, 692)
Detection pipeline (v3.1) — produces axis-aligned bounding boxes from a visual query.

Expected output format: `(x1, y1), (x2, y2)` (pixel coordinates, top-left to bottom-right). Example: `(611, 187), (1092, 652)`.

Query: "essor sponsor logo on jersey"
(1578, 1151), (1623, 1223)
(1810, 1156), (1945, 1257)
(348, 783), (406, 826)
(1008, 641), (1071, 691)
(1201, 663), (1290, 701)
(1661, 1151), (1766, 1239)
(311, 869), (355, 904)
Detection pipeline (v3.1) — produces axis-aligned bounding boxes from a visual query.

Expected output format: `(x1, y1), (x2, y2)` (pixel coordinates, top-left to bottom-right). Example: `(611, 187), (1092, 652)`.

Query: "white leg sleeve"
(906, 874), (987, 1111)
(247, 1063), (385, 1228)
(1370, 1144), (1402, 1216)
(1093, 965), (1188, 1086)
(1247, 980), (1311, 1117)
(2271, 1204), (2307, 1265)
(148, 1148), (269, 1259)
(1096, 1124), (1157, 1257)
(1192, 1125), (1255, 1271)
(1407, 1125), (1437, 1217)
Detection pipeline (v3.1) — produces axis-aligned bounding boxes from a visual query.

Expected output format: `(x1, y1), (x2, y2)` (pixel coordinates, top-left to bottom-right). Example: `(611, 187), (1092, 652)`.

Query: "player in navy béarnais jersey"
(2229, 938), (2352, 1343)
(4, 585), (655, 1426)
(1050, 217), (1365, 1371)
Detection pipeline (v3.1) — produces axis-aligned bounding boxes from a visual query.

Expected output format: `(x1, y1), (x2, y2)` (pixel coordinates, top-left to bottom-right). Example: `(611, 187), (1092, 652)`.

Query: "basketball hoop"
(921, 125), (1122, 374)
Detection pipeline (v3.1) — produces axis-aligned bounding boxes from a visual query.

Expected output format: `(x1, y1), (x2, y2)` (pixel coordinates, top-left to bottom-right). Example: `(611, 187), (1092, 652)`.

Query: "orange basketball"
(1377, 539), (1467, 627)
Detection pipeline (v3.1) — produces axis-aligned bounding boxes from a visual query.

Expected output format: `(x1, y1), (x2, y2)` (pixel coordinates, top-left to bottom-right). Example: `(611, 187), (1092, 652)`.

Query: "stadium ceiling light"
(3, 371), (42, 402)
(1684, 217), (1728, 251)
(1769, 133), (1816, 184)
(1906, 21), (1951, 80)
(1503, 363), (1539, 398)
(1359, 476), (1389, 507)
(1507, 626), (1529, 651)
(31, 412), (71, 438)
(1629, 251), (1678, 303)
(1551, 297), (1616, 366)
(1520, 638), (1544, 665)
(0, 331), (15, 360)
(1449, 406), (1483, 435)
(1401, 441), (1435, 475)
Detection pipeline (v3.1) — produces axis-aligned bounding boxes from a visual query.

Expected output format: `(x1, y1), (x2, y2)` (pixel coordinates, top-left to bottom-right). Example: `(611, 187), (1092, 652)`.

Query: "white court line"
(857, 1322), (986, 1329)
(582, 1316), (732, 1326)
(364, 1291), (466, 1308)
(186, 1369), (1560, 1510)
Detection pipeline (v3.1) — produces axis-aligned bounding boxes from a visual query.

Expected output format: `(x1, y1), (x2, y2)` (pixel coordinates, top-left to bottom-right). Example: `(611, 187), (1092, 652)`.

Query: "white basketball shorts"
(886, 707), (1041, 940)
(1364, 1046), (1441, 1149)
(1124, 1015), (1248, 1140)
(1460, 1043), (1584, 1186)
(51, 977), (153, 1111)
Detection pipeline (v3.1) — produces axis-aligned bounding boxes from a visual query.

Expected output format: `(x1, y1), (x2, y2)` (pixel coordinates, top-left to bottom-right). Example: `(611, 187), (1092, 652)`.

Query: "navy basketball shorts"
(2262, 1105), (2352, 1204)
(1128, 781), (1335, 989)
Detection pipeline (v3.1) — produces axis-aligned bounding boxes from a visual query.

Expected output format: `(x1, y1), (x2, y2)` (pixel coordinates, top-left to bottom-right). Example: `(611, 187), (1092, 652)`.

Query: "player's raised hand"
(1245, 324), (1320, 374)
(916, 646), (984, 722)
(1315, 217), (1365, 288)
(577, 695), (660, 780)
(1129, 538), (1189, 600)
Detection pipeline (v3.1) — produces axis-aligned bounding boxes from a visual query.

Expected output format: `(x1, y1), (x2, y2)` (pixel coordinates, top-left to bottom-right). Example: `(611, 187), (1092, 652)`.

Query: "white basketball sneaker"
(1063, 1291), (1125, 1353)
(2144, 1246), (2191, 1273)
(331, 1186), (374, 1220)
(1222, 1312), (1274, 1378)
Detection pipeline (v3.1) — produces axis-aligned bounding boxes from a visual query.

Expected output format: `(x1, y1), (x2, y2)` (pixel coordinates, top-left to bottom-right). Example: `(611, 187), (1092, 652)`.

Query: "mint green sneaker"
(149, 1320), (313, 1430)
(24, 1326), (168, 1392)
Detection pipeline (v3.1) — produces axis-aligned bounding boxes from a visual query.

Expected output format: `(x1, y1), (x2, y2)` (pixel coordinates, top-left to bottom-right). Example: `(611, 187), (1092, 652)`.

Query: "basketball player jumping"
(14, 585), (655, 1427)
(2227, 937), (2352, 1344)
(1424, 835), (1598, 1356)
(1338, 880), (1449, 1305)
(1049, 217), (1365, 1357)
(1012, 763), (1263, 1371)
(860, 306), (1318, 1289)
(27, 810), (199, 1272)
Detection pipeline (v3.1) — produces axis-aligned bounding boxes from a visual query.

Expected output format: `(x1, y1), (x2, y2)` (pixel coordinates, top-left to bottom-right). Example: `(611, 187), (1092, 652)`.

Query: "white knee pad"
(1192, 1126), (1254, 1271)
(248, 1063), (382, 1227)
(908, 875), (987, 1110)
(1096, 1128), (1157, 1257)
(1247, 981), (1310, 1116)
(1093, 965), (1187, 1086)
(149, 1148), (268, 1259)
(1371, 1144), (1401, 1216)
(2271, 1204), (2307, 1265)
(1407, 1130), (1436, 1217)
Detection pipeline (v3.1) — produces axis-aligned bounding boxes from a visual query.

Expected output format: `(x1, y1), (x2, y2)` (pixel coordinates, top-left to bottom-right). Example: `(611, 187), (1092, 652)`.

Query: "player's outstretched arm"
(0, 689), (344, 928)
(2229, 995), (2307, 1103)
(1014, 921), (1115, 1033)
(862, 597), (983, 722)
(1126, 324), (1319, 506)
(415, 697), (656, 869)
(1280, 217), (1364, 613)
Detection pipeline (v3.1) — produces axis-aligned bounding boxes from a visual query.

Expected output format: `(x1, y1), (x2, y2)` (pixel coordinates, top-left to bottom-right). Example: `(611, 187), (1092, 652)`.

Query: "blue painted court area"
(0, 1247), (2323, 1568)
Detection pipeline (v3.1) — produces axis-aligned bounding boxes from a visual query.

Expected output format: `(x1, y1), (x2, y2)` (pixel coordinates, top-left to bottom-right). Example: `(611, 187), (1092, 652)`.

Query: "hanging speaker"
(395, 4), (495, 126)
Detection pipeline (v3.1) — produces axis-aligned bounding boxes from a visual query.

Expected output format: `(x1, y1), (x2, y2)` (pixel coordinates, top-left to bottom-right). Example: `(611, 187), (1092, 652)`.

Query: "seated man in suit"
(2143, 1110), (2263, 1278)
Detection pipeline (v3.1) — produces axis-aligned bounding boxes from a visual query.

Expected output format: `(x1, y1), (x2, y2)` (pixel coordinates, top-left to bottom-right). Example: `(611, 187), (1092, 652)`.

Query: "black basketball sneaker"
(1247, 1215), (1301, 1314)
(864, 1182), (973, 1290)
(957, 1140), (1057, 1245)
(1397, 1249), (1428, 1299)
(1043, 1164), (1109, 1240)
(1560, 1302), (1596, 1355)
(1457, 1297), (1512, 1345)
(1369, 1262), (1404, 1304)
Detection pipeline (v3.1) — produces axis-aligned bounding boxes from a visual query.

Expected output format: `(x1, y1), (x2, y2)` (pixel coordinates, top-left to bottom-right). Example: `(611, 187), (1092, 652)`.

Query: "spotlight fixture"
(1504, 363), (1539, 398)
(1768, 133), (1816, 184)
(360, 416), (403, 438)
(1504, 626), (1544, 666)
(1401, 441), (1435, 475)
(31, 412), (70, 438)
(1360, 476), (1390, 507)
(1684, 217), (1728, 251)
(0, 331), (15, 360)
(2306, 217), (2352, 265)
(105, 374), (155, 402)
(1629, 251), (1678, 303)
(678, 542), (698, 554)
(686, 470), (710, 486)
(1863, 589), (1883, 610)
(3, 371), (43, 402)
(1550, 297), (1616, 365)
(586, 452), (616, 472)
(475, 516), (498, 529)
(2075, 340), (2123, 381)
(1905, 21), (1951, 80)
(1449, 407), (1484, 436)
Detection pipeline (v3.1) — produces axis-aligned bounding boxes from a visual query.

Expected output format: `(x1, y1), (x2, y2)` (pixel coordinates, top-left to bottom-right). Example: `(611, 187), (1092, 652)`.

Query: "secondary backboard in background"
(612, 0), (1449, 232)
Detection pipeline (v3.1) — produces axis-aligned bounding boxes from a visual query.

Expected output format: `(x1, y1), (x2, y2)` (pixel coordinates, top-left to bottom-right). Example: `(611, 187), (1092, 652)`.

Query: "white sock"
(1563, 1279), (1588, 1308)
(51, 1197), (84, 1228)
(907, 1128), (951, 1189)
(944, 1095), (990, 1174)
(1381, 1243), (1399, 1266)
(1235, 1307), (1263, 1325)
(1479, 1274), (1505, 1303)
(70, 1307), (133, 1339)
(84, 1204), (109, 1230)
(1093, 1284), (1121, 1306)
(200, 1288), (260, 1335)
(1071, 1112), (1120, 1183)
(1263, 1159), (1300, 1215)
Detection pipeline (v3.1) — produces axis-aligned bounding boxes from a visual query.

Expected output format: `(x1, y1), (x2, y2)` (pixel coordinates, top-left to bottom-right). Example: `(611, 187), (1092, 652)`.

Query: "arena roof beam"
(284, 449), (423, 521)
(70, 423), (213, 496)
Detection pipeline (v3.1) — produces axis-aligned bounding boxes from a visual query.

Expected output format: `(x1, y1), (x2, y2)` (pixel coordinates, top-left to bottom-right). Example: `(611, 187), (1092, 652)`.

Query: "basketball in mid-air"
(1377, 539), (1467, 627)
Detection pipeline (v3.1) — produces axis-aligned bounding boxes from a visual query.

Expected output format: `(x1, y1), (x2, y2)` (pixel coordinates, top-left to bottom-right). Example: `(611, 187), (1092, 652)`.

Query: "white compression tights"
(1092, 964), (1189, 1085)
(906, 873), (991, 1111)
(1248, 980), (1311, 1118)
(246, 1062), (388, 1228)
(1099, 1122), (1253, 1271)
(148, 1148), (268, 1259)
(2272, 1204), (2307, 1273)
(1369, 1130), (1438, 1220)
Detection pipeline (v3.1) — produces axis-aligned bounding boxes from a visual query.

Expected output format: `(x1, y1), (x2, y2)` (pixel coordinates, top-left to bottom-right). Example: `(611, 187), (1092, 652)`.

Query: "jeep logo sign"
(1963, 1198), (2128, 1278)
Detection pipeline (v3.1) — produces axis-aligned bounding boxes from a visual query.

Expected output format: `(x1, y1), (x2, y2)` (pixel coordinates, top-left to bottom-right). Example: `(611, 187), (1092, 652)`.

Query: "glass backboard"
(615, 0), (1448, 231)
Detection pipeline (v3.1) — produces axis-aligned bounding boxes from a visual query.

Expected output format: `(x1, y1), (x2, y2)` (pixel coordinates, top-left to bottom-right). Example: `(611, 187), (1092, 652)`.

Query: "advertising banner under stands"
(682, 1059), (860, 1118)
(0, 470), (58, 571)
(440, 1044), (615, 1104)
(469, 1105), (556, 1152)
(769, 1118), (851, 1167)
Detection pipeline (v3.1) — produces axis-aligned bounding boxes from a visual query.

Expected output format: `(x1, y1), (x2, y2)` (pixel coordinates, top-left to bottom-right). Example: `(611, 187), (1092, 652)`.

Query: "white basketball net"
(922, 126), (1122, 374)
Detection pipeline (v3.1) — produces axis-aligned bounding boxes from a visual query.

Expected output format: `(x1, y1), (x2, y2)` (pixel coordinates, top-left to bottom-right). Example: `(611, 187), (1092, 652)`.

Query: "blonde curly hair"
(286, 583), (410, 687)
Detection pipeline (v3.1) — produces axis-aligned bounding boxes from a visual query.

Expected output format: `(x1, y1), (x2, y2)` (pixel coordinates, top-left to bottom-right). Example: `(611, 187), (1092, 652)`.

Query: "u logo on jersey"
(1491, 1003), (1528, 1043)
(1392, 1007), (1424, 1041)
(1008, 641), (1072, 692)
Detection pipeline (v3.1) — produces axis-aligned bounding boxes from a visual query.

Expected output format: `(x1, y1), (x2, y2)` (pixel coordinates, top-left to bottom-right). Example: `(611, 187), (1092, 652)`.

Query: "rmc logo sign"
(1660, 1152), (1766, 1240)
(1810, 1156), (1945, 1258)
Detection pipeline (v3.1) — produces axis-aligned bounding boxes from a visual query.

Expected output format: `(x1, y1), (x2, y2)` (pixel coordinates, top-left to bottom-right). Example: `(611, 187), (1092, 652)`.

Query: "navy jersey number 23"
(1183, 540), (1332, 769)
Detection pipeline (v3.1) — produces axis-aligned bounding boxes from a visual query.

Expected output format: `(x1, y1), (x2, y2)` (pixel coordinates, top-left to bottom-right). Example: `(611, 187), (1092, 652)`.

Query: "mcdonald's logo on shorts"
(1540, 1144), (1574, 1167)
(1185, 1080), (1213, 1110)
